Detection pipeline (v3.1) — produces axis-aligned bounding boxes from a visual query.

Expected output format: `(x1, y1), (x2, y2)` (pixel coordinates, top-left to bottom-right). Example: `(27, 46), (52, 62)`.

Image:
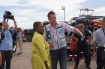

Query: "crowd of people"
(0, 17), (25, 69)
(31, 10), (105, 69)
(0, 10), (105, 69)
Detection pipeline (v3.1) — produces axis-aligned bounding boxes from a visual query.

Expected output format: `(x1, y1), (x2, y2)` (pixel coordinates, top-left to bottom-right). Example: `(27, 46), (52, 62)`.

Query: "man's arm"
(93, 41), (97, 53)
(86, 35), (93, 43)
(74, 28), (83, 37)
(93, 41), (97, 58)
(12, 16), (17, 31)
(86, 30), (93, 43)
(63, 23), (83, 37)
(71, 33), (78, 41)
(93, 31), (98, 58)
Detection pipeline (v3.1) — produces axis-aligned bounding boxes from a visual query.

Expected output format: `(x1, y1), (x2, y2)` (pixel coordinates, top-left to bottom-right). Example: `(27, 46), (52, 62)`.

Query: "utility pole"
(61, 6), (65, 22)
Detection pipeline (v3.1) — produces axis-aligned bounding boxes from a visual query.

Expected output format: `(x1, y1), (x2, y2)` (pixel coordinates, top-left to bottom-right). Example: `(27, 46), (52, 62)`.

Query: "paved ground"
(11, 42), (97, 69)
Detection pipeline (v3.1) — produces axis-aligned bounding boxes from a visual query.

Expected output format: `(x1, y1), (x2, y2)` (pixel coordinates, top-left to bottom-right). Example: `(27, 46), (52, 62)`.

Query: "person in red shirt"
(69, 26), (78, 61)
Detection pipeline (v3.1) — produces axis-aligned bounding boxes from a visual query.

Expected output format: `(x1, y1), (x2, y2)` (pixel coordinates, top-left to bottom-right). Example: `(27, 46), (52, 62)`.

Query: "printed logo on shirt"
(59, 28), (63, 33)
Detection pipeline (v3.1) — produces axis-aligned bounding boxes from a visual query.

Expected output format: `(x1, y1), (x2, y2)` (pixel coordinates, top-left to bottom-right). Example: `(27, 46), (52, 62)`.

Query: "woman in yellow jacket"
(31, 21), (51, 69)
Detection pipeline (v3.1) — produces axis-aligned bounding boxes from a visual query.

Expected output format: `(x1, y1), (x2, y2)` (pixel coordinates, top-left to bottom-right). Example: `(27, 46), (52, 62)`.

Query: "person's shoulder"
(57, 22), (64, 26)
(34, 32), (43, 40)
(85, 29), (92, 34)
(95, 28), (101, 33)
(96, 28), (101, 31)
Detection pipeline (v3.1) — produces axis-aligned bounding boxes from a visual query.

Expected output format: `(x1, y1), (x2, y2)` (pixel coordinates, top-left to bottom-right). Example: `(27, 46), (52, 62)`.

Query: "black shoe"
(68, 59), (72, 61)
(86, 66), (91, 69)
(74, 65), (78, 69)
(13, 51), (16, 53)
(18, 53), (22, 54)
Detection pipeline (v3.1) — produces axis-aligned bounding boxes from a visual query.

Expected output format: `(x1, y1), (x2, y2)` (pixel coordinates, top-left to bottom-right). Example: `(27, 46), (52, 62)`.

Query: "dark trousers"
(87, 45), (92, 65)
(75, 46), (90, 67)
(50, 47), (67, 69)
(97, 47), (105, 69)
(0, 51), (13, 69)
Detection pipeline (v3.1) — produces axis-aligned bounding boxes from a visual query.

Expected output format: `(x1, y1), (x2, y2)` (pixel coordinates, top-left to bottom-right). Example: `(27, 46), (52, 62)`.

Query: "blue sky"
(0, 0), (105, 29)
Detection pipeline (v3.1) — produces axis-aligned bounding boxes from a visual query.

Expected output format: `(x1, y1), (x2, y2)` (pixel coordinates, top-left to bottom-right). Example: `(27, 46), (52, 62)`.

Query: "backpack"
(3, 30), (17, 40)
(12, 32), (17, 41)
(0, 31), (5, 40)
(0, 31), (5, 43)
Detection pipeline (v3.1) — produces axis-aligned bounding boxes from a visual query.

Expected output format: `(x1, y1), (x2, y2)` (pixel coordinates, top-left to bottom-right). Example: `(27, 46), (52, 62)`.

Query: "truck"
(23, 29), (34, 42)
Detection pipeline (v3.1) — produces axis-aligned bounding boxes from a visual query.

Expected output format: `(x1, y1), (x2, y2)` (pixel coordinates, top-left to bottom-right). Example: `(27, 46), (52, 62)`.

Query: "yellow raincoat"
(31, 32), (51, 69)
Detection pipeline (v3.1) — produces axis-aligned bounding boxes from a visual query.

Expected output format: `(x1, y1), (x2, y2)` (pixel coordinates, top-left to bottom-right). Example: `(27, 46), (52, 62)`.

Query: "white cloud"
(94, 7), (105, 16)
(0, 0), (21, 6)
(0, 0), (90, 29)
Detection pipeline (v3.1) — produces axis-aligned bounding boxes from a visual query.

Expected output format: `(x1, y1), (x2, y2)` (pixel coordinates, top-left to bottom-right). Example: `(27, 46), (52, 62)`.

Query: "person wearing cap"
(74, 24), (92, 69)
(93, 17), (105, 69)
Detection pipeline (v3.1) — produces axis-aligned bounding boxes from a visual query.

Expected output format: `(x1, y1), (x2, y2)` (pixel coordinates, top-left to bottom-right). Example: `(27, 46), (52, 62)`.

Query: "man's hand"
(85, 40), (89, 43)
(49, 44), (54, 48)
(46, 66), (49, 69)
(44, 61), (49, 69)
(93, 52), (97, 58)
(75, 38), (78, 41)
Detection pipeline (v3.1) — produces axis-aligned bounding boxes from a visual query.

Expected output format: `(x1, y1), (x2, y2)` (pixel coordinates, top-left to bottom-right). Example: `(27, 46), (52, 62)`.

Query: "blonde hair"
(77, 24), (84, 28)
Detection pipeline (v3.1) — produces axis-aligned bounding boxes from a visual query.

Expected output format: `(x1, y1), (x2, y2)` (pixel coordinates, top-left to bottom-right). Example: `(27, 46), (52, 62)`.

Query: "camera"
(3, 11), (14, 22)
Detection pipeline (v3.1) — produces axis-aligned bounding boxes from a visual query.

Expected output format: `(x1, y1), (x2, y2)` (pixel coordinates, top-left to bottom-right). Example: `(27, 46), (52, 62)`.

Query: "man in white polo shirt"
(93, 17), (105, 69)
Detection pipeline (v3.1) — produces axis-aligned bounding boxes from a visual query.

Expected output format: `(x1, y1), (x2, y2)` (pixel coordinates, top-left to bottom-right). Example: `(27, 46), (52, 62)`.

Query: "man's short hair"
(47, 11), (55, 18)
(33, 21), (42, 31)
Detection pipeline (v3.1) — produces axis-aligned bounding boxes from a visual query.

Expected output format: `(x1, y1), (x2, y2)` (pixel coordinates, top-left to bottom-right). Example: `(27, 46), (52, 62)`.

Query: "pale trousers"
(18, 40), (23, 53)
